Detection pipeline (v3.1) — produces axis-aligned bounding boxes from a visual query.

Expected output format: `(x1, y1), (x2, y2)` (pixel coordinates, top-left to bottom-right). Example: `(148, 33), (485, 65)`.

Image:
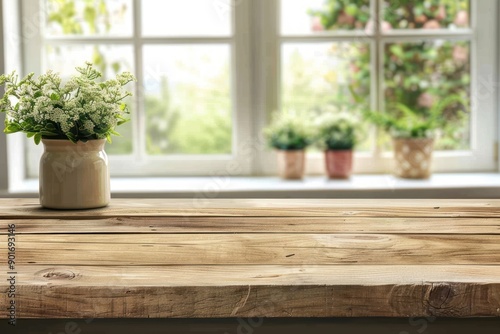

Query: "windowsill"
(3, 173), (500, 198)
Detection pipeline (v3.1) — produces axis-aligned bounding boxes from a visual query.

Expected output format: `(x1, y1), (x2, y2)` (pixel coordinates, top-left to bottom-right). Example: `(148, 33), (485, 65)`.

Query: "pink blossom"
(381, 21), (393, 32)
(365, 20), (392, 34)
(423, 20), (441, 29)
(453, 45), (469, 64)
(311, 17), (324, 32)
(415, 15), (428, 24)
(418, 93), (434, 108)
(454, 10), (469, 27)
(436, 5), (446, 21)
(337, 11), (355, 26)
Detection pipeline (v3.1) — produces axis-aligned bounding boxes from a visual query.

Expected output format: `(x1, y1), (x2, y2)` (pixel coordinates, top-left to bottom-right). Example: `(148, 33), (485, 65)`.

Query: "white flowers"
(0, 62), (136, 144)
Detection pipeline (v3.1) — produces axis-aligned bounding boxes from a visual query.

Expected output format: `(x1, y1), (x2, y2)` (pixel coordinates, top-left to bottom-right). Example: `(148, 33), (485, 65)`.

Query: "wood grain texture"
(2, 265), (500, 318)
(5, 233), (500, 265)
(2, 217), (500, 234)
(1, 198), (500, 319)
(2, 198), (500, 218)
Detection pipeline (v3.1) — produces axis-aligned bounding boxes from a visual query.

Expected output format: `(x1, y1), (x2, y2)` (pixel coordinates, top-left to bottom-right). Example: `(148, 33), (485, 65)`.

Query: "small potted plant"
(264, 110), (313, 180)
(0, 62), (136, 209)
(317, 112), (358, 179)
(363, 95), (466, 179)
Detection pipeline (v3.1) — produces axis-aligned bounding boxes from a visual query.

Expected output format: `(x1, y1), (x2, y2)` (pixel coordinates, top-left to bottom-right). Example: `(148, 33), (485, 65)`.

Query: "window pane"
(44, 0), (133, 36)
(383, 0), (469, 30)
(281, 42), (371, 150)
(44, 44), (135, 155)
(384, 41), (471, 150)
(282, 0), (371, 35)
(143, 45), (232, 155)
(141, 0), (231, 36)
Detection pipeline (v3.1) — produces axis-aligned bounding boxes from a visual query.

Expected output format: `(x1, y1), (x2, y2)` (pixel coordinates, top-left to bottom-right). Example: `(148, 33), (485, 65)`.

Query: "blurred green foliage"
(46, 0), (472, 157)
(46, 0), (133, 154)
(383, 0), (469, 29)
(361, 94), (467, 139)
(264, 110), (314, 150)
(47, 0), (124, 74)
(309, 0), (471, 150)
(47, 0), (110, 34)
(47, 0), (232, 156)
(316, 111), (359, 150)
(145, 70), (232, 155)
(309, 0), (370, 30)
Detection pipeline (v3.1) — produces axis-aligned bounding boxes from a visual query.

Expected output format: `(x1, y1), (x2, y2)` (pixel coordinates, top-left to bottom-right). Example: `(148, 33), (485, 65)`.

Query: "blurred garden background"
(41, 0), (471, 156)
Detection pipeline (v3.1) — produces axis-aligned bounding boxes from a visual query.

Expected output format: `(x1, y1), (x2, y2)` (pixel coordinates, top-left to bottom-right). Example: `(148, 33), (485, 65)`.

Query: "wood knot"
(425, 283), (470, 317)
(36, 268), (78, 280)
(428, 283), (453, 307)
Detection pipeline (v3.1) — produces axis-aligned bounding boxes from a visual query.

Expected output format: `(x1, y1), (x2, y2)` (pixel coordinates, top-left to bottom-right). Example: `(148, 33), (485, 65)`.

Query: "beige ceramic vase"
(325, 150), (353, 179)
(276, 150), (305, 180)
(393, 137), (434, 179)
(39, 139), (110, 209)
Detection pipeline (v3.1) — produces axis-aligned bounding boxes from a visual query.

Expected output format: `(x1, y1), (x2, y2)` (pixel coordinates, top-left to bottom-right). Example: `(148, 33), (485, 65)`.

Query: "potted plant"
(316, 112), (358, 179)
(363, 95), (466, 179)
(0, 62), (136, 209)
(264, 110), (313, 180)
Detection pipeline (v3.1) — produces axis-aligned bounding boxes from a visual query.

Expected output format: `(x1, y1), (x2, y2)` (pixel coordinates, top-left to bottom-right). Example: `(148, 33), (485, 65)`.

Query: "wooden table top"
(1, 198), (500, 319)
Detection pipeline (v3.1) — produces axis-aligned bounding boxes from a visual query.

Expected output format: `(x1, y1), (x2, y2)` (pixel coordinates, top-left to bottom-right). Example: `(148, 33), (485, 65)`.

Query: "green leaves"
(66, 132), (77, 143)
(308, 0), (370, 31)
(317, 113), (358, 150)
(0, 62), (136, 145)
(4, 122), (21, 134)
(112, 62), (121, 74)
(361, 94), (467, 139)
(389, 45), (405, 60)
(83, 6), (97, 34)
(264, 111), (314, 150)
(33, 133), (42, 145)
(117, 119), (129, 126)
(345, 4), (358, 17)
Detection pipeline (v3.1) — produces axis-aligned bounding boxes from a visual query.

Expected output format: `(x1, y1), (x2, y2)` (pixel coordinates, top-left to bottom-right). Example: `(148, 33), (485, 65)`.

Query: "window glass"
(384, 40), (471, 150)
(281, 42), (371, 150)
(143, 45), (232, 155)
(282, 0), (371, 34)
(382, 0), (470, 30)
(142, 0), (231, 36)
(44, 0), (133, 36)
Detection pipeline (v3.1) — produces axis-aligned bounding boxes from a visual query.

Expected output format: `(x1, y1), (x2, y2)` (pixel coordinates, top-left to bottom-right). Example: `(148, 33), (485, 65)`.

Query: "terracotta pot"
(325, 149), (353, 179)
(40, 139), (110, 209)
(276, 150), (305, 180)
(393, 137), (434, 179)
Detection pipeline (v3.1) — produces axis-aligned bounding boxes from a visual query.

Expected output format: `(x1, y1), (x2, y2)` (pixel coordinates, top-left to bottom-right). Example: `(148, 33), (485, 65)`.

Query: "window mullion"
(250, 0), (280, 175)
(132, 0), (145, 162)
(372, 0), (382, 159)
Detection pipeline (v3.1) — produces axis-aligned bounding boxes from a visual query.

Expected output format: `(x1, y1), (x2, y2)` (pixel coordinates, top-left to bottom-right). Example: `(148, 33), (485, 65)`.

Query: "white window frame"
(20, 0), (253, 177)
(254, 0), (498, 175)
(0, 0), (498, 188)
(0, 0), (6, 191)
